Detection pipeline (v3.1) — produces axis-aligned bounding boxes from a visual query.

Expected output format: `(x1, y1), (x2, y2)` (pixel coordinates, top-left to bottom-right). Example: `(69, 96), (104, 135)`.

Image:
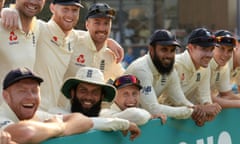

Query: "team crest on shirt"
(142, 86), (152, 95)
(75, 54), (86, 66)
(0, 120), (11, 128)
(51, 36), (60, 46)
(8, 31), (19, 45)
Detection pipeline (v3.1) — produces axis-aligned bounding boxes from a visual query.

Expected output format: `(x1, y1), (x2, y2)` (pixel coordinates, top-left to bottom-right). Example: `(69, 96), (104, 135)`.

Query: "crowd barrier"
(41, 108), (240, 144)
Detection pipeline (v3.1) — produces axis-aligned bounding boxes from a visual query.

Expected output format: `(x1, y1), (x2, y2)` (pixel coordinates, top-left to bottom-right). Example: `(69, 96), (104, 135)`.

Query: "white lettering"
(218, 131), (232, 144)
(179, 131), (232, 144)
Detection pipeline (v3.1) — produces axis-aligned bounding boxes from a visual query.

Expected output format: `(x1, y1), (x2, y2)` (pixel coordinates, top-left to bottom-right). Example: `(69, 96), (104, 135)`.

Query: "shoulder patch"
(142, 86), (152, 94)
(0, 120), (11, 128)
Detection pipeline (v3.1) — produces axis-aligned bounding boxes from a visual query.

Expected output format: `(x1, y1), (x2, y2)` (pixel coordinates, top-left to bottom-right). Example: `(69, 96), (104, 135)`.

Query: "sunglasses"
(189, 36), (216, 44)
(113, 75), (141, 88)
(216, 36), (236, 46)
(89, 6), (116, 18)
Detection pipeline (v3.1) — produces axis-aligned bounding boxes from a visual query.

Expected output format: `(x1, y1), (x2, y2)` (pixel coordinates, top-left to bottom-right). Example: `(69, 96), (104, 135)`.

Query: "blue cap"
(150, 29), (181, 47)
(188, 28), (218, 47)
(53, 0), (83, 8)
(3, 67), (43, 89)
(86, 3), (115, 19)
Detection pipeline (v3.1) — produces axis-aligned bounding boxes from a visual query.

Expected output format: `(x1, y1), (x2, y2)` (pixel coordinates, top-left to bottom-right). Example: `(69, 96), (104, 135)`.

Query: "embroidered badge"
(86, 69), (93, 78)
(161, 75), (167, 86)
(216, 72), (220, 82)
(51, 36), (59, 46)
(9, 31), (19, 45)
(142, 86), (151, 94)
(0, 120), (11, 128)
(196, 73), (201, 81)
(100, 60), (105, 72)
(76, 54), (85, 64)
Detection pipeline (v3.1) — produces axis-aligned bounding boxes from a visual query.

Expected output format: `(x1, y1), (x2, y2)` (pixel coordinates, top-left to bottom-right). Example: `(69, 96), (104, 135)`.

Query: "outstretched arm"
(4, 120), (65, 144)
(4, 113), (93, 144)
(91, 117), (140, 141)
(100, 107), (152, 125)
(62, 113), (93, 136)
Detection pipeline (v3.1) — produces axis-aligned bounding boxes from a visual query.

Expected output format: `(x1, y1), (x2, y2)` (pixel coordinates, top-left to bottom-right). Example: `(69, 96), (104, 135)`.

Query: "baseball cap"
(86, 3), (116, 19)
(3, 67), (43, 89)
(214, 30), (236, 47)
(188, 28), (217, 47)
(52, 0), (83, 8)
(61, 67), (116, 102)
(112, 75), (142, 90)
(149, 29), (181, 47)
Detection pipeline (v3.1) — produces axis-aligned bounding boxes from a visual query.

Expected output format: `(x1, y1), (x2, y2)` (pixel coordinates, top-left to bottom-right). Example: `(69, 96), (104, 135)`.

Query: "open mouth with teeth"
(23, 103), (35, 109)
(125, 104), (136, 108)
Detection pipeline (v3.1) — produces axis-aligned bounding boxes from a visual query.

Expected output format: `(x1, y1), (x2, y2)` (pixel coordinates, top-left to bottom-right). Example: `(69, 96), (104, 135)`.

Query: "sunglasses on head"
(189, 36), (216, 44)
(113, 75), (140, 88)
(216, 36), (236, 46)
(89, 6), (115, 17)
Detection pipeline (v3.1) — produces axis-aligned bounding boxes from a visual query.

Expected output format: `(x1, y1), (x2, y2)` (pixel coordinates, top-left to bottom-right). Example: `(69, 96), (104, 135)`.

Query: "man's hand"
(0, 130), (17, 144)
(152, 113), (167, 124)
(121, 122), (141, 141)
(1, 8), (19, 31)
(191, 103), (222, 126)
(107, 38), (124, 63)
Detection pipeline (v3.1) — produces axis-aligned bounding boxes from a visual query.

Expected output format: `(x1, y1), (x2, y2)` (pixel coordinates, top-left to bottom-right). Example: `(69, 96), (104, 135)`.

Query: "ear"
(85, 20), (89, 31)
(49, 3), (55, 14)
(148, 45), (154, 56)
(2, 90), (10, 103)
(187, 44), (193, 52)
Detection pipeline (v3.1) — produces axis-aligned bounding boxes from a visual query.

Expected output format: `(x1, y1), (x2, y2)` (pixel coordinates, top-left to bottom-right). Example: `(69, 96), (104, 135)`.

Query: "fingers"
(0, 131), (11, 144)
(1, 8), (19, 31)
(160, 114), (167, 125)
(129, 130), (140, 141)
(121, 130), (128, 137)
(116, 47), (124, 63)
(128, 123), (141, 141)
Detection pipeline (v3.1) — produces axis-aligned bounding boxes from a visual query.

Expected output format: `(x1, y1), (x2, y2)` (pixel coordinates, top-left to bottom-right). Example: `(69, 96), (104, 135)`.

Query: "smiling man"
(174, 28), (222, 125)
(0, 67), (93, 144)
(210, 30), (240, 108)
(100, 74), (167, 125)
(0, 0), (45, 106)
(125, 29), (197, 120)
(64, 3), (125, 82)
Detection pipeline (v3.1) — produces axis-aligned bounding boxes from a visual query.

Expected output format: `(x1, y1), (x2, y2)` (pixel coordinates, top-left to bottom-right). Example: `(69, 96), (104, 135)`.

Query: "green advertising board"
(42, 108), (239, 144)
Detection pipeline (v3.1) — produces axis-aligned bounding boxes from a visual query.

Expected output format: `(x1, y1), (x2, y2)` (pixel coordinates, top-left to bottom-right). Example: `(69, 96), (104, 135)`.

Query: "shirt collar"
(179, 50), (199, 73)
(48, 19), (69, 39)
(110, 102), (122, 112)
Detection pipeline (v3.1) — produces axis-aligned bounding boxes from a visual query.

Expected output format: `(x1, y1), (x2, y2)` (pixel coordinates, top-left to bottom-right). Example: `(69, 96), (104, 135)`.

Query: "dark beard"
(71, 96), (102, 117)
(152, 52), (174, 75)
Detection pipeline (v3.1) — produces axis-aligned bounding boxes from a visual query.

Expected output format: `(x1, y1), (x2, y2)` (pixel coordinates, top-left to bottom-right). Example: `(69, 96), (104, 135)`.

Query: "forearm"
(63, 113), (93, 136)
(108, 108), (151, 125)
(91, 117), (129, 131)
(107, 38), (124, 63)
(219, 91), (240, 100)
(4, 121), (64, 144)
(212, 95), (240, 108)
(141, 92), (193, 119)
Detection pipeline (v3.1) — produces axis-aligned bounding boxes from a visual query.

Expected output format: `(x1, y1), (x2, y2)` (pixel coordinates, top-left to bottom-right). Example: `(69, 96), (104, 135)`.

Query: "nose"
(206, 50), (213, 58)
(128, 95), (137, 103)
(25, 90), (36, 99)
